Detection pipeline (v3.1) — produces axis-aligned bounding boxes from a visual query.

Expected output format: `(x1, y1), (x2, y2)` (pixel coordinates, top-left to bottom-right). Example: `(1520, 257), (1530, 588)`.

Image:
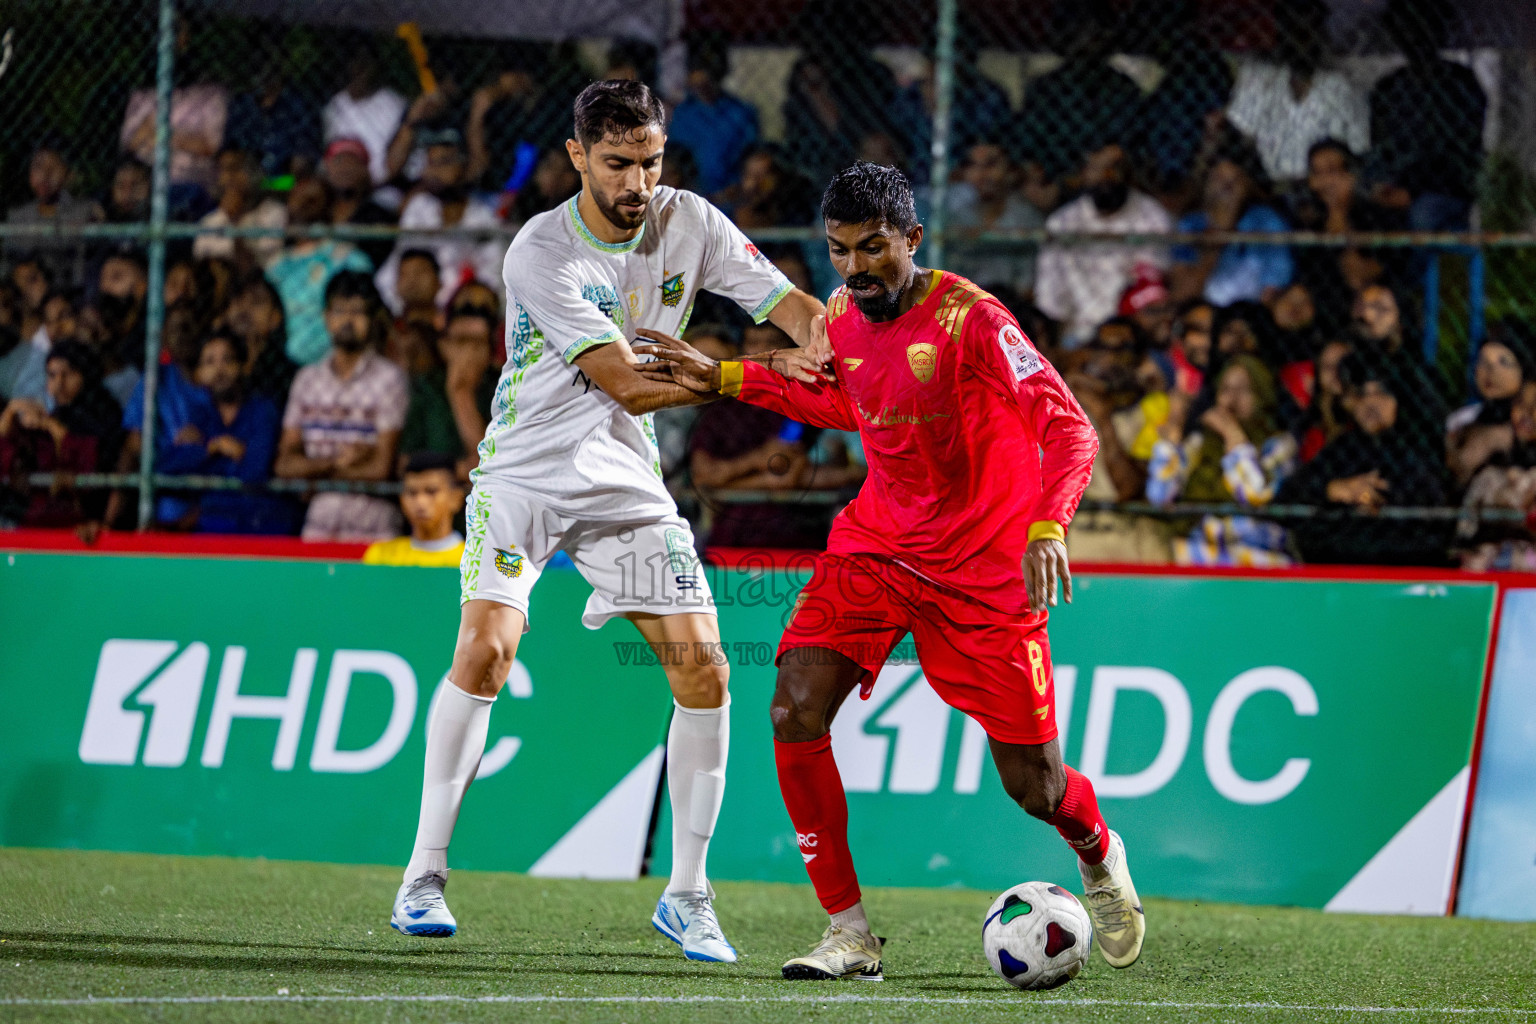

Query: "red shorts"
(777, 553), (1058, 745)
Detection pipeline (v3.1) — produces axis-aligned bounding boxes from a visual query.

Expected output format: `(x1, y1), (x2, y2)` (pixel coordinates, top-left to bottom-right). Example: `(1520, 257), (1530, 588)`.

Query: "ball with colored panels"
(982, 881), (1092, 990)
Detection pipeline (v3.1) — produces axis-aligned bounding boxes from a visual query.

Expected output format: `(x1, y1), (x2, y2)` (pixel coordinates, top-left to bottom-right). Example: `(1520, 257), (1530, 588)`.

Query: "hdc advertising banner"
(0, 553), (674, 881)
(0, 553), (1494, 912)
(665, 571), (1494, 914)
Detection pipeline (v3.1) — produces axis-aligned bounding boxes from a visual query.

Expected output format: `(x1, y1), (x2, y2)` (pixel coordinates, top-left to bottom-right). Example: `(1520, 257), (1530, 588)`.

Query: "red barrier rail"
(0, 529), (368, 562)
(4, 531), (1535, 586)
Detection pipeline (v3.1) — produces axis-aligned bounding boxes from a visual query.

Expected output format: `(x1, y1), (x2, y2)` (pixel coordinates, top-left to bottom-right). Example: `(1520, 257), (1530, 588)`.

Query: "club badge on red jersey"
(907, 342), (938, 383)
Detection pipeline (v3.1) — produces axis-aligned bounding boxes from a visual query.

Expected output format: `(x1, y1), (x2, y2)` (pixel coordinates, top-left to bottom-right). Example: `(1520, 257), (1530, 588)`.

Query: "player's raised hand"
(633, 328), (720, 393)
(1024, 537), (1072, 615)
(803, 313), (835, 379)
(773, 345), (836, 384)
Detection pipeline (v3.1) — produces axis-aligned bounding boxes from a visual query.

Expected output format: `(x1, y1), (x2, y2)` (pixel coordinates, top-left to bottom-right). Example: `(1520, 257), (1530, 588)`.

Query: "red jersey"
(719, 271), (1098, 615)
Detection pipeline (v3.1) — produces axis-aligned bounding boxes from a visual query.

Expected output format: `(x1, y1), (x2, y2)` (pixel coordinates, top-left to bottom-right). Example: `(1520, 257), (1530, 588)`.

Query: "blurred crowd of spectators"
(1, 0), (1532, 569)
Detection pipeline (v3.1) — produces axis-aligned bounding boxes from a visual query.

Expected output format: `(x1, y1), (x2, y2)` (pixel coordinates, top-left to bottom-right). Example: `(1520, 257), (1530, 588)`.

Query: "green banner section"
(661, 573), (1495, 911)
(0, 553), (671, 876)
(0, 554), (1494, 909)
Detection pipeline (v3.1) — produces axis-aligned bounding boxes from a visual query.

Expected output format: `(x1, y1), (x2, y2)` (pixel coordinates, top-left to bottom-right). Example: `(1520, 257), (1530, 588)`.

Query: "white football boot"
(391, 871), (457, 937)
(781, 924), (885, 981)
(1079, 830), (1145, 967)
(652, 889), (738, 963)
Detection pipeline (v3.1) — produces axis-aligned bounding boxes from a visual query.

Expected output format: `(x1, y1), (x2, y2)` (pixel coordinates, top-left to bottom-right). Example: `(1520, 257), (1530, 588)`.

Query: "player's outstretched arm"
(633, 328), (812, 388)
(636, 328), (858, 431)
(633, 329), (723, 392)
(767, 292), (835, 380)
(572, 339), (715, 416)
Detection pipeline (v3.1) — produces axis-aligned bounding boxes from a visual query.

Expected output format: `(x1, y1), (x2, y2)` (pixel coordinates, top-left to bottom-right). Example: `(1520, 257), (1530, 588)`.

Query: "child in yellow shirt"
(363, 453), (466, 567)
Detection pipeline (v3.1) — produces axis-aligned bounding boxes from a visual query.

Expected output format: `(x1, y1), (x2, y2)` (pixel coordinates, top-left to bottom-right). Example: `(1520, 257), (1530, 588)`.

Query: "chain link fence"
(1, 0), (1535, 568)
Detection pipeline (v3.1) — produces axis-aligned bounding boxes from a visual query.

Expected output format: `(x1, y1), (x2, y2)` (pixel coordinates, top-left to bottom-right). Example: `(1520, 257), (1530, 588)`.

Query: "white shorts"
(460, 479), (715, 630)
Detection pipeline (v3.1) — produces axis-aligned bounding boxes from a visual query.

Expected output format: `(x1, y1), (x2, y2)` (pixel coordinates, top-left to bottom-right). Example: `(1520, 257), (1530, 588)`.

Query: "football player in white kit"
(390, 80), (831, 961)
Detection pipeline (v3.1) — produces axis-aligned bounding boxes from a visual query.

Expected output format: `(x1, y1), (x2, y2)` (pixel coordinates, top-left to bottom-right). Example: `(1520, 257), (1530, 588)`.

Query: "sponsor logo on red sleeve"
(998, 324), (1043, 381)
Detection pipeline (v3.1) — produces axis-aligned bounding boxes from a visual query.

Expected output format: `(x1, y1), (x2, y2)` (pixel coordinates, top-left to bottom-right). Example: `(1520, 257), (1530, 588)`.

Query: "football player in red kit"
(635, 162), (1144, 981)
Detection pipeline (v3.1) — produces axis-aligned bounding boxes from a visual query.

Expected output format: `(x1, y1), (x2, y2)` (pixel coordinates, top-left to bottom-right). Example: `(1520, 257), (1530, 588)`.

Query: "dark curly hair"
(573, 80), (667, 148)
(820, 161), (918, 232)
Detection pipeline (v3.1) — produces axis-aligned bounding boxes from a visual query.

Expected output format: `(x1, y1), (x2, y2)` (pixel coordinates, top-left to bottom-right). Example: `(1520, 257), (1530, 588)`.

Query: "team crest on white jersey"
(660, 272), (685, 307)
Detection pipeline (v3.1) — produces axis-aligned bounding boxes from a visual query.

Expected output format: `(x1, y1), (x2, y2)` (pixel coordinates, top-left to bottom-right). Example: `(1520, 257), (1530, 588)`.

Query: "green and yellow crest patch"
(660, 272), (685, 308)
(493, 548), (525, 579)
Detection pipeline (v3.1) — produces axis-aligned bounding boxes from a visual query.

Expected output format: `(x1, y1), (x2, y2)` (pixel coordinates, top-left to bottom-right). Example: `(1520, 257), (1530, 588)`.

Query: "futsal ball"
(982, 881), (1092, 990)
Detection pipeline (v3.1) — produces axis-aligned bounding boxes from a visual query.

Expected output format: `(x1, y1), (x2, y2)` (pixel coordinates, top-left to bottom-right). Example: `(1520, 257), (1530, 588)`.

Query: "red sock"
(1048, 766), (1109, 866)
(774, 734), (861, 914)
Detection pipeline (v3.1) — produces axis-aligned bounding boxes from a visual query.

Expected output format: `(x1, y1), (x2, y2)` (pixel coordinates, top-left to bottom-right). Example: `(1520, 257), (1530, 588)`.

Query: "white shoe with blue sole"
(653, 889), (738, 962)
(392, 871), (457, 937)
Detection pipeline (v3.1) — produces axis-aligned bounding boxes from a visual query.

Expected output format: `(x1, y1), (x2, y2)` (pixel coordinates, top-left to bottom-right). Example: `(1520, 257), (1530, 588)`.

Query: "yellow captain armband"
(718, 360), (745, 397)
(1027, 521), (1066, 544)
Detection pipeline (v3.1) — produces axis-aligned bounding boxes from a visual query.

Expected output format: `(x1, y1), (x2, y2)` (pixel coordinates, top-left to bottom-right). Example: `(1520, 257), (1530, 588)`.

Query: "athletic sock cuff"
(826, 892), (865, 917)
(1048, 766), (1085, 824)
(444, 680), (497, 705)
(774, 733), (833, 756)
(673, 696), (731, 715)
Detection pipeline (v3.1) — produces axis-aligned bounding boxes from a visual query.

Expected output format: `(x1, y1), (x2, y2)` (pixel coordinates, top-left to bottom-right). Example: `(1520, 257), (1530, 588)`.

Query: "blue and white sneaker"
(391, 871), (457, 937)
(652, 889), (738, 962)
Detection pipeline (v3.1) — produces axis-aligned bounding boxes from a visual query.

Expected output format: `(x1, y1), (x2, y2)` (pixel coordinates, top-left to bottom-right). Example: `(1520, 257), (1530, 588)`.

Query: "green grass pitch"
(2, 847), (1534, 1023)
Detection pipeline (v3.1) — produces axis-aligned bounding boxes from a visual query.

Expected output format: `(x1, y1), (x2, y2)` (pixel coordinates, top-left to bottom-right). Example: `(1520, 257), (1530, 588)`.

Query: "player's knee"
(451, 632), (517, 698)
(769, 686), (829, 743)
(669, 660), (729, 709)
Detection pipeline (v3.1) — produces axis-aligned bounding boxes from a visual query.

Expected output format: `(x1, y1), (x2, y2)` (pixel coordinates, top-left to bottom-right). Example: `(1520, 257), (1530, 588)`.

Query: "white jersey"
(477, 187), (792, 519)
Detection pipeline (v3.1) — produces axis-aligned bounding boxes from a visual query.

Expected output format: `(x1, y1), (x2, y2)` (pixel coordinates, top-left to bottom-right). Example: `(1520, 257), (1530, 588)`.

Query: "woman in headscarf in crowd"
(1348, 282), (1446, 449)
(1456, 380), (1536, 570)
(0, 339), (123, 526)
(1268, 281), (1326, 406)
(1445, 324), (1536, 488)
(1169, 298), (1214, 397)
(1296, 338), (1354, 461)
(1280, 349), (1451, 564)
(1148, 353), (1297, 565)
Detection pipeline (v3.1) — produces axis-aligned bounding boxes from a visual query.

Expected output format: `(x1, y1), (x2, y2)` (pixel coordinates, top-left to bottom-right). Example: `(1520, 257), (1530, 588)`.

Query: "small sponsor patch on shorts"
(664, 527), (699, 575)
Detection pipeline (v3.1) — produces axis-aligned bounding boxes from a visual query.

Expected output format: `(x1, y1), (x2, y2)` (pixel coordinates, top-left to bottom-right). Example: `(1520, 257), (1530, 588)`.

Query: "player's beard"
(594, 185), (649, 232)
(845, 273), (902, 321)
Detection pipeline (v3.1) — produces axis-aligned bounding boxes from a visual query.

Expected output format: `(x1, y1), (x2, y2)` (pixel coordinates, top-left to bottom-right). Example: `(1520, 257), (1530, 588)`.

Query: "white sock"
(404, 682), (495, 883)
(666, 698), (729, 895)
(831, 901), (871, 936)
